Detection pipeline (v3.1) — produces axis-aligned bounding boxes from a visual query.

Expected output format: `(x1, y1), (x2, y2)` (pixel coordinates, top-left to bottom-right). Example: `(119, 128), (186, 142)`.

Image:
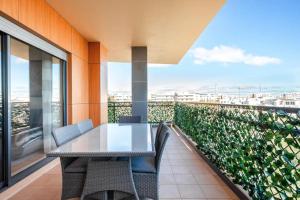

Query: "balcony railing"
(108, 101), (300, 200)
(108, 101), (175, 123)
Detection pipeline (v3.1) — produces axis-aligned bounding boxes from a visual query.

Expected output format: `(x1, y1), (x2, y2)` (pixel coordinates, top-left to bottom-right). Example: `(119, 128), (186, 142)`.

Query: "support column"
(131, 47), (147, 123)
(88, 42), (108, 125)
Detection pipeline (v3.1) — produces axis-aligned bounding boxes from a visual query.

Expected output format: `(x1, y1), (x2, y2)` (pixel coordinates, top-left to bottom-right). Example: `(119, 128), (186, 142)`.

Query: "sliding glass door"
(0, 34), (3, 186)
(10, 38), (64, 176)
(0, 19), (67, 188)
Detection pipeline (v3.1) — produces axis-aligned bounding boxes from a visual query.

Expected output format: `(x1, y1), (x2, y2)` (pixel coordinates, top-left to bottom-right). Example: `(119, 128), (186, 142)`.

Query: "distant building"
(151, 93), (175, 102)
(109, 92), (131, 102)
(108, 90), (300, 108)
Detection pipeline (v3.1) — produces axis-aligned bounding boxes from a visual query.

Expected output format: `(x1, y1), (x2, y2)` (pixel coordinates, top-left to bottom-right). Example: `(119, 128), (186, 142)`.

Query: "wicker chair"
(78, 119), (94, 134)
(119, 116), (141, 123)
(131, 124), (170, 199)
(52, 125), (88, 200)
(155, 121), (165, 144)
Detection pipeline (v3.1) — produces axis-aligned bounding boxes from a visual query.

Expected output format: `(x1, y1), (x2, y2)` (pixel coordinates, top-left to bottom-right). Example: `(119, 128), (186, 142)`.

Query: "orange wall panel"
(0, 0), (19, 20)
(67, 105), (72, 124)
(88, 42), (108, 125)
(89, 104), (100, 125)
(72, 28), (88, 60)
(72, 104), (89, 123)
(78, 104), (90, 122)
(88, 42), (100, 63)
(49, 6), (72, 52)
(71, 55), (89, 104)
(89, 63), (100, 104)
(19, 0), (50, 39)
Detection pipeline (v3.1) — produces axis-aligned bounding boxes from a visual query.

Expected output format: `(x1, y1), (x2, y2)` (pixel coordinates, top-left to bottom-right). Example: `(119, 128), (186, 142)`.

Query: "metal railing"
(108, 101), (300, 200)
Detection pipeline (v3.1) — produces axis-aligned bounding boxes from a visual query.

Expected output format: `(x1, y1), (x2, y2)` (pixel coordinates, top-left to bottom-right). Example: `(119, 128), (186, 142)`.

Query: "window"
(0, 35), (3, 185)
(10, 38), (64, 176)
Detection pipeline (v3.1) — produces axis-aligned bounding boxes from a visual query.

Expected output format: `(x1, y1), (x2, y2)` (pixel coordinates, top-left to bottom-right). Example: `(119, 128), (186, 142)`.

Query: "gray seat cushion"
(65, 158), (88, 173)
(52, 124), (81, 146)
(78, 119), (93, 134)
(131, 156), (156, 173)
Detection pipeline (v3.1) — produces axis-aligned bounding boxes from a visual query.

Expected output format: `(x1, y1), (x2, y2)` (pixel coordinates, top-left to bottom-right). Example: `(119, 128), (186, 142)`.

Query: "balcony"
(0, 0), (299, 200)
(2, 102), (299, 199)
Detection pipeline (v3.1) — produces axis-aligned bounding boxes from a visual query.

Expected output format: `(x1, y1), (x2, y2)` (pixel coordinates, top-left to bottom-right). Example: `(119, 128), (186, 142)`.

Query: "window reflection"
(10, 38), (64, 176)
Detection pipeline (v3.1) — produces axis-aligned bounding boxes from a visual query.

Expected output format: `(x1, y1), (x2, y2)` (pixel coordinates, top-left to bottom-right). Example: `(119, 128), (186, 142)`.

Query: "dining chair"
(52, 125), (88, 200)
(119, 116), (142, 123)
(131, 124), (170, 199)
(78, 119), (93, 134)
(155, 121), (165, 145)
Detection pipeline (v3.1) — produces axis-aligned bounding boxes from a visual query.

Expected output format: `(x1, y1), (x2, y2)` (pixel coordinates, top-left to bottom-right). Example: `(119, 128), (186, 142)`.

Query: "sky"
(10, 55), (62, 101)
(108, 0), (300, 94)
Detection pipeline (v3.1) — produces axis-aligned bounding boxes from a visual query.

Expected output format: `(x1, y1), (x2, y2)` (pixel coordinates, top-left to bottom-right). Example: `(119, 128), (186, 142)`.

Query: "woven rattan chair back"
(155, 125), (170, 171)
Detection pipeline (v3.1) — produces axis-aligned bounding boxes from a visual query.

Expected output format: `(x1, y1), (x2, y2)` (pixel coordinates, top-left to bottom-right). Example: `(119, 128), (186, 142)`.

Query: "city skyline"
(108, 0), (300, 93)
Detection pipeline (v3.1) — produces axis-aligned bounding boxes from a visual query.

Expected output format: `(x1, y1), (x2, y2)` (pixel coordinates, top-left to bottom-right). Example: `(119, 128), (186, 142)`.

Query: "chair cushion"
(52, 124), (81, 146)
(131, 156), (156, 173)
(78, 119), (93, 134)
(65, 158), (88, 173)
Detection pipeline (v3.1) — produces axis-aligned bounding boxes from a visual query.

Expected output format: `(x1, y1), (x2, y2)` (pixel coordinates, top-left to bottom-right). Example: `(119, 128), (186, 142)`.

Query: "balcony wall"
(0, 0), (107, 125)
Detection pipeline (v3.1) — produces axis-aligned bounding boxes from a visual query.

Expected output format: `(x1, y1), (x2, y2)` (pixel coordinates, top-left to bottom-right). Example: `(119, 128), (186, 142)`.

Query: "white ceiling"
(47, 0), (225, 64)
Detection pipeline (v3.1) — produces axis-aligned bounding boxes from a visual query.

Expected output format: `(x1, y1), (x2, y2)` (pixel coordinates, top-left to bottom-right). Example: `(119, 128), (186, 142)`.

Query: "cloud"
(148, 63), (173, 68)
(15, 57), (28, 64)
(192, 45), (281, 66)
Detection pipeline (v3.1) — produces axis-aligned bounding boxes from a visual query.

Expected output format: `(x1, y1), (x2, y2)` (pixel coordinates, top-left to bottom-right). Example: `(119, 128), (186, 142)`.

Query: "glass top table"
(47, 123), (155, 157)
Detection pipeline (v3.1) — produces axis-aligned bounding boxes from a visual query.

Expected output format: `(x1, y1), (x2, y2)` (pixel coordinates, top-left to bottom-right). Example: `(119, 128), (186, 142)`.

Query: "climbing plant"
(174, 103), (300, 200)
(108, 101), (174, 123)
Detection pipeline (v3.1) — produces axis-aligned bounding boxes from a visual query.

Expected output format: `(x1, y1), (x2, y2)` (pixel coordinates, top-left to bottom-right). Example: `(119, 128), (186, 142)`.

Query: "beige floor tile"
(194, 174), (221, 185)
(9, 187), (61, 200)
(171, 166), (192, 175)
(159, 185), (181, 198)
(160, 166), (174, 174)
(201, 185), (232, 199)
(174, 174), (197, 185)
(159, 174), (176, 185)
(181, 199), (206, 200)
(47, 165), (62, 175)
(160, 199), (181, 200)
(29, 174), (61, 188)
(178, 185), (206, 199)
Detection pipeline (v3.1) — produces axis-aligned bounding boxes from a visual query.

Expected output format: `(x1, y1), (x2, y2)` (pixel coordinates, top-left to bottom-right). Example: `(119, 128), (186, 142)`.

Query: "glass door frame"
(0, 31), (67, 189)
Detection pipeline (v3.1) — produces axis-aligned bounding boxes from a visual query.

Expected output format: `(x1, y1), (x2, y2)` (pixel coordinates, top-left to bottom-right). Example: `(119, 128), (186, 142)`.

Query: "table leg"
(81, 159), (139, 200)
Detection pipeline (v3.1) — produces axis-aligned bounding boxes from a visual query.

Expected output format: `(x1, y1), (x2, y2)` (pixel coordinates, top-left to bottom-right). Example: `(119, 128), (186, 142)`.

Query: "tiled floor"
(8, 127), (239, 200)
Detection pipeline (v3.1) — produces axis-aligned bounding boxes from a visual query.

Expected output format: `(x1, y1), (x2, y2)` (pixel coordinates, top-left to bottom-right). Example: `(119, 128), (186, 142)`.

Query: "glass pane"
(10, 38), (64, 176)
(52, 57), (63, 129)
(0, 35), (3, 183)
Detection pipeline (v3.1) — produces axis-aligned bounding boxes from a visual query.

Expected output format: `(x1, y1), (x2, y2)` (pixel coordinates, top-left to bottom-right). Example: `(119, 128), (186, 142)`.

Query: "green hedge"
(174, 103), (300, 200)
(108, 101), (174, 123)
